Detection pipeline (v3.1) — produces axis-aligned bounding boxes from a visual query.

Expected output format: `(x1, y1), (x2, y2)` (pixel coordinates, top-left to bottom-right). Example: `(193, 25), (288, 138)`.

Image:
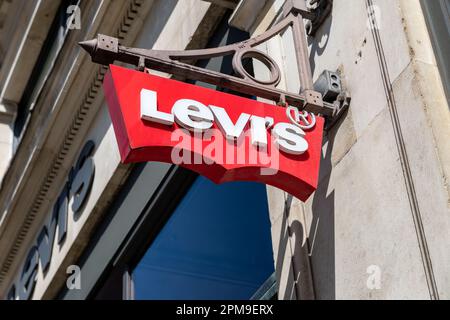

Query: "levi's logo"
(103, 65), (324, 201)
(140, 88), (310, 155)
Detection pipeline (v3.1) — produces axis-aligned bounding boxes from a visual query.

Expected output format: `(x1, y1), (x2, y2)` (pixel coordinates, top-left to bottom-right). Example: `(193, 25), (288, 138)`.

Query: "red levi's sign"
(104, 65), (324, 201)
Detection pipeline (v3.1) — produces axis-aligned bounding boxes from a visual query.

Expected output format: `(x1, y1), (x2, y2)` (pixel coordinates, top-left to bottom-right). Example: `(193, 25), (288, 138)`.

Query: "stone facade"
(0, 0), (448, 300)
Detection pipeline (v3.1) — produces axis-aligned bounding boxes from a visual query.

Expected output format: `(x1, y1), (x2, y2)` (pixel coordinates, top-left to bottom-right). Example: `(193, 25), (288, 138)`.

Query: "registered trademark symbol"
(286, 106), (316, 130)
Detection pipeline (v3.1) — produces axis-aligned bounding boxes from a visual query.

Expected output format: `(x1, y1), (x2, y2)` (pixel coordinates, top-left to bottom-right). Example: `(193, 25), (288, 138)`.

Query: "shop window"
(420, 0), (450, 104)
(131, 177), (275, 300)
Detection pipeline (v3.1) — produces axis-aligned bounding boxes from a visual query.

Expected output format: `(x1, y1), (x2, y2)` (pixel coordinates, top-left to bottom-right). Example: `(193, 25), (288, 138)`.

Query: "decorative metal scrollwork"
(79, 0), (346, 127)
(232, 49), (281, 86)
(306, 0), (333, 36)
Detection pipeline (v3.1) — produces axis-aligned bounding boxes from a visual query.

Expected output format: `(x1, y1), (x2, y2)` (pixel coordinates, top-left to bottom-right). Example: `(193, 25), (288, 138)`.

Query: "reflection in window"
(132, 177), (275, 300)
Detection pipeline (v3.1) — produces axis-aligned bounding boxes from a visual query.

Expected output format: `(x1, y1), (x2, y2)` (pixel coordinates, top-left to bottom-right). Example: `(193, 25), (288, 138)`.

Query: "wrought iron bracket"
(79, 3), (346, 128)
(282, 0), (332, 36)
(305, 0), (333, 36)
(324, 91), (351, 131)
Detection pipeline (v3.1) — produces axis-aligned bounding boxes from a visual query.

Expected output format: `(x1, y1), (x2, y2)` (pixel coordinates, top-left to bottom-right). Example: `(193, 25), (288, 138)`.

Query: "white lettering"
(250, 115), (273, 147)
(141, 93), (313, 155)
(140, 89), (174, 125)
(272, 123), (308, 155)
(210, 105), (250, 140)
(173, 99), (214, 131)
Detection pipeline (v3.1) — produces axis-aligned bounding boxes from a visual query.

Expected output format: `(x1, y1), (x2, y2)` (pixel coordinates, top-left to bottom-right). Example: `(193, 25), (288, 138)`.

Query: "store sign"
(7, 141), (95, 300)
(104, 65), (324, 201)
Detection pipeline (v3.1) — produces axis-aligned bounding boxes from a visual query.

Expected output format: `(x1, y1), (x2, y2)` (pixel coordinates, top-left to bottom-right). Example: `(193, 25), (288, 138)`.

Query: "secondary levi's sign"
(104, 65), (324, 201)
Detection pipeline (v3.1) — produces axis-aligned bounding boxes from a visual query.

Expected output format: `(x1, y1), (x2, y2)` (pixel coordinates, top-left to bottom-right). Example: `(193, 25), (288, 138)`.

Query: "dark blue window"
(132, 177), (274, 300)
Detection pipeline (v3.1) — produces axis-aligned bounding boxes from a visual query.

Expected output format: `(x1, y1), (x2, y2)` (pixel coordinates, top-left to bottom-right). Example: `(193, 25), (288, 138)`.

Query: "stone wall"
(248, 0), (450, 299)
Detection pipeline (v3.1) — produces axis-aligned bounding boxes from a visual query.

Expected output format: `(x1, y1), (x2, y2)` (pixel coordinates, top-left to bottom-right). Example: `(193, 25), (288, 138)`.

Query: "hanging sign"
(103, 65), (324, 201)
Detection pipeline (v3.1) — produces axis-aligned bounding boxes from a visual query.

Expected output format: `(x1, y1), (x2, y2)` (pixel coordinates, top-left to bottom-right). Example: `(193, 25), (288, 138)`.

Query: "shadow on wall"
(307, 7), (337, 300)
(277, 194), (316, 300)
(276, 108), (346, 300)
(273, 9), (341, 300)
(308, 122), (340, 300)
(308, 7), (333, 76)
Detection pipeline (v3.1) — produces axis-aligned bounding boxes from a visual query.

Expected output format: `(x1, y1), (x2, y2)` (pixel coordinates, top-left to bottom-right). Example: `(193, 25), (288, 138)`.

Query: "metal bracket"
(283, 0), (332, 36)
(325, 91), (351, 131)
(305, 0), (333, 36)
(313, 70), (350, 130)
(79, 3), (344, 125)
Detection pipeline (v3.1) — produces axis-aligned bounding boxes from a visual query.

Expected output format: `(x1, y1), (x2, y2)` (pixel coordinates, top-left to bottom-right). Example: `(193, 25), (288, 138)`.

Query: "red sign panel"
(104, 65), (324, 201)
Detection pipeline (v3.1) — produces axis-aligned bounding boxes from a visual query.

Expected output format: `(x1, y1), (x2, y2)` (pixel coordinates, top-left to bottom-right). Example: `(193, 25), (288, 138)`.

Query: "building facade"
(0, 0), (448, 300)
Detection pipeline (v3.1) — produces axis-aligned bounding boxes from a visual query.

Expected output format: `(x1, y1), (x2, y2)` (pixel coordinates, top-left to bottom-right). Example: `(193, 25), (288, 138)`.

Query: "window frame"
(420, 0), (450, 105)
